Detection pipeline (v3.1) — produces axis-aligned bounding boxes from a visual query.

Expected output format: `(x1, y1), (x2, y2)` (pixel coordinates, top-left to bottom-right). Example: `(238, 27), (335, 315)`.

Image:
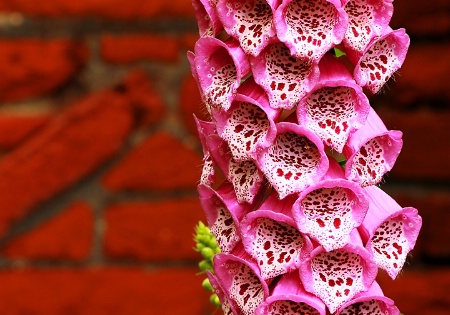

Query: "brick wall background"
(0, 1), (448, 314)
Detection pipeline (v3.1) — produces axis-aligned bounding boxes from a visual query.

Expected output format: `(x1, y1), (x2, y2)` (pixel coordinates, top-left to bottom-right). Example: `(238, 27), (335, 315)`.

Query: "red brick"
(101, 34), (180, 64)
(0, 0), (195, 19)
(378, 108), (450, 181)
(120, 69), (165, 127)
(0, 114), (50, 150)
(104, 198), (204, 261)
(391, 0), (450, 36)
(1, 202), (93, 261)
(0, 89), (133, 237)
(378, 268), (450, 315)
(386, 43), (450, 106)
(102, 132), (202, 192)
(179, 74), (210, 138)
(387, 189), (450, 259)
(0, 39), (88, 102)
(0, 267), (210, 315)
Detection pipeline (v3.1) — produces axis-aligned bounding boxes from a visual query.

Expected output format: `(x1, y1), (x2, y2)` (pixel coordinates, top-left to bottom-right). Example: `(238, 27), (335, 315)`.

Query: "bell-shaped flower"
(214, 78), (280, 162)
(292, 159), (369, 251)
(350, 27), (410, 94)
(250, 41), (320, 110)
(196, 118), (266, 203)
(274, 0), (348, 61)
(195, 116), (218, 187)
(192, 0), (223, 37)
(198, 182), (256, 253)
(343, 0), (394, 53)
(188, 37), (250, 113)
(257, 121), (329, 199)
(299, 229), (378, 313)
(343, 107), (403, 187)
(240, 191), (312, 279)
(216, 0), (277, 56)
(213, 246), (270, 315)
(359, 185), (422, 279)
(256, 272), (327, 315)
(336, 281), (400, 315)
(297, 54), (370, 152)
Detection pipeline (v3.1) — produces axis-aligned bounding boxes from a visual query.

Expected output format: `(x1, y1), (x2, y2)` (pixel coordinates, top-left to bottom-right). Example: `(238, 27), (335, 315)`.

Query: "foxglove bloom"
(216, 0), (277, 56)
(344, 107), (403, 186)
(256, 121), (329, 198)
(274, 0), (348, 61)
(256, 272), (327, 315)
(350, 27), (410, 94)
(343, 0), (394, 53)
(336, 281), (400, 315)
(299, 230), (378, 313)
(359, 185), (422, 279)
(188, 37), (250, 113)
(250, 41), (320, 110)
(192, 0), (223, 37)
(297, 53), (370, 152)
(240, 192), (311, 279)
(292, 160), (369, 251)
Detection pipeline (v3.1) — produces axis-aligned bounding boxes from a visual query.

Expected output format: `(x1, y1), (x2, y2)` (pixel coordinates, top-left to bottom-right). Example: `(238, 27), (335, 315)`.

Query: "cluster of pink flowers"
(188, 0), (422, 314)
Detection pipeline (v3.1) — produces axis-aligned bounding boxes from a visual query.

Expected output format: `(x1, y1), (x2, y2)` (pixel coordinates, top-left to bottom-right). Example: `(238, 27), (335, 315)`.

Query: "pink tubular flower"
(297, 53), (370, 152)
(213, 247), (270, 315)
(250, 41), (319, 110)
(192, 0), (223, 37)
(344, 107), (403, 186)
(336, 281), (400, 315)
(198, 182), (255, 253)
(207, 271), (235, 315)
(343, 0), (394, 53)
(256, 122), (329, 199)
(189, 37), (250, 113)
(214, 78), (280, 162)
(274, 0), (348, 61)
(196, 117), (266, 203)
(359, 185), (422, 279)
(350, 27), (410, 94)
(216, 0), (277, 56)
(299, 229), (378, 313)
(240, 192), (312, 279)
(256, 272), (327, 315)
(292, 160), (369, 251)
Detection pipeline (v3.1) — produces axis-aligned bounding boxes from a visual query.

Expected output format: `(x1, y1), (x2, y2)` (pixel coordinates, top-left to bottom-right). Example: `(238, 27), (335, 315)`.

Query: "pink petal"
(198, 182), (255, 253)
(216, 0), (277, 56)
(207, 271), (238, 315)
(192, 0), (223, 37)
(192, 37), (251, 113)
(359, 186), (422, 279)
(199, 117), (266, 203)
(257, 122), (329, 199)
(293, 159), (369, 251)
(250, 41), (319, 110)
(214, 78), (280, 161)
(195, 116), (217, 186)
(343, 0), (394, 52)
(240, 192), (312, 279)
(351, 27), (410, 94)
(300, 230), (378, 313)
(297, 54), (370, 152)
(274, 0), (348, 61)
(344, 108), (403, 186)
(214, 249), (269, 315)
(256, 272), (327, 315)
(337, 281), (400, 315)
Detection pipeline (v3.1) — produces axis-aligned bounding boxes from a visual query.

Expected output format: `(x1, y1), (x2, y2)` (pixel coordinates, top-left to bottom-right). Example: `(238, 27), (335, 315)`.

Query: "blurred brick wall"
(0, 0), (448, 314)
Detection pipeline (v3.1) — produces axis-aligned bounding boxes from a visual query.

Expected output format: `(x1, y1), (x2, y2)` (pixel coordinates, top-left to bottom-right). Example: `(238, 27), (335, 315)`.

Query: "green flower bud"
(201, 247), (215, 260)
(202, 278), (213, 291)
(210, 293), (221, 307)
(199, 259), (212, 272)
